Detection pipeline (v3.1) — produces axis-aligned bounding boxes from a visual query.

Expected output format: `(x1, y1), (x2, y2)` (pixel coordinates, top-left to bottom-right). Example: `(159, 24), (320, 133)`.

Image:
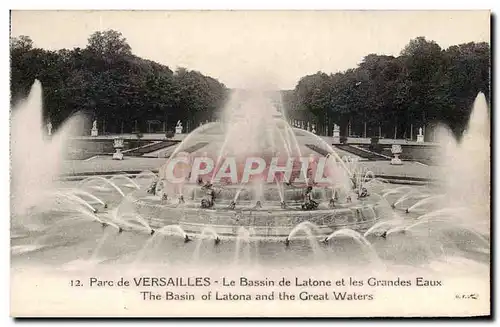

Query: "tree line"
(285, 37), (490, 139)
(10, 31), (489, 139)
(10, 30), (228, 134)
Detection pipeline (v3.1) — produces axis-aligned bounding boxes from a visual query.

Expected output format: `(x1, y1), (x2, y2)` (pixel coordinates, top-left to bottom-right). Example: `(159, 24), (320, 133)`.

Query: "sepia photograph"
(9, 10), (491, 317)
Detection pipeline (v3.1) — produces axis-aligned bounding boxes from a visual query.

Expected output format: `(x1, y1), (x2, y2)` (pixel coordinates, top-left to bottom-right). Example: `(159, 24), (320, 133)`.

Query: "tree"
(291, 36), (490, 139)
(400, 37), (444, 137)
(171, 67), (227, 132)
(87, 30), (132, 57)
(10, 35), (33, 51)
(10, 30), (228, 134)
(294, 72), (332, 134)
(441, 42), (490, 135)
(10, 35), (43, 105)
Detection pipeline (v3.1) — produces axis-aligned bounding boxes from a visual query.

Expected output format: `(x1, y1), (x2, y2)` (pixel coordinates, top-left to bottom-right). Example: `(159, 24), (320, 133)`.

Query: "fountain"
(10, 82), (490, 278)
(10, 81), (83, 219)
(435, 93), (490, 233)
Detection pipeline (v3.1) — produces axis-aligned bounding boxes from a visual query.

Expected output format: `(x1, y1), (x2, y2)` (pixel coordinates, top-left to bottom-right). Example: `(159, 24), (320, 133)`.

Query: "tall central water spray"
(220, 89), (286, 156)
(434, 92), (490, 230)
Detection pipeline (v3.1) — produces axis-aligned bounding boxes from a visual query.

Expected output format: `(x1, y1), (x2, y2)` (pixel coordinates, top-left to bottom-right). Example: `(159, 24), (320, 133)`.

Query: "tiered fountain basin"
(9, 82), (490, 273)
(120, 184), (386, 239)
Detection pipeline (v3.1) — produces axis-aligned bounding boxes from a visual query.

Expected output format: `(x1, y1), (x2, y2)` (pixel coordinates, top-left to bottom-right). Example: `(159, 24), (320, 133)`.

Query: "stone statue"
(418, 127), (423, 136)
(332, 124), (340, 143)
(91, 119), (98, 136)
(200, 180), (216, 209)
(46, 120), (52, 136)
(301, 186), (319, 211)
(312, 124), (316, 134)
(175, 120), (183, 134)
(112, 137), (124, 160)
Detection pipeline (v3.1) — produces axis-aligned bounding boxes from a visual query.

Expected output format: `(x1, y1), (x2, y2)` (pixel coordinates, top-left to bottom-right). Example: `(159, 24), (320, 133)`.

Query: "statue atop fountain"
(199, 179), (216, 208)
(328, 197), (336, 209)
(301, 186), (319, 210)
(417, 127), (424, 142)
(91, 119), (98, 137)
(175, 120), (183, 134)
(358, 187), (369, 199)
(390, 144), (403, 165)
(147, 178), (158, 195)
(46, 120), (52, 136)
(312, 124), (316, 134)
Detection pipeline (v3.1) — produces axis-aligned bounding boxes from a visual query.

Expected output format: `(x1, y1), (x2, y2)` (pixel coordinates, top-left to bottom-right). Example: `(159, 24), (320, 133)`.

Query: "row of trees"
(10, 31), (489, 139)
(10, 30), (228, 134)
(286, 37), (490, 139)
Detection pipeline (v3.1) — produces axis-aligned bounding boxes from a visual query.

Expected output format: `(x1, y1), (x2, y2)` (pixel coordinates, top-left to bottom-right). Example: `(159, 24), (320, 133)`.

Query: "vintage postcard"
(10, 10), (491, 317)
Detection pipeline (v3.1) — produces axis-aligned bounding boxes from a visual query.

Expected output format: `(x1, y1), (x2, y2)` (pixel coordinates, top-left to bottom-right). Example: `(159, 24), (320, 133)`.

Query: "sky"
(10, 10), (490, 89)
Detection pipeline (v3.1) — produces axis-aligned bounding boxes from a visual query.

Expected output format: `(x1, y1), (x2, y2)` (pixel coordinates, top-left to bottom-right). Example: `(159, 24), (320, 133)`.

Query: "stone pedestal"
(112, 138), (124, 160)
(390, 144), (403, 165)
(391, 154), (402, 165)
(112, 149), (124, 160)
(332, 124), (340, 143)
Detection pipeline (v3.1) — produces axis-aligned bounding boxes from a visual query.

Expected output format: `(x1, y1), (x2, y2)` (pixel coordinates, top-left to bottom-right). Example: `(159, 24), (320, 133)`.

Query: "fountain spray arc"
(10, 80), (116, 234)
(10, 80), (82, 216)
(10, 81), (491, 272)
